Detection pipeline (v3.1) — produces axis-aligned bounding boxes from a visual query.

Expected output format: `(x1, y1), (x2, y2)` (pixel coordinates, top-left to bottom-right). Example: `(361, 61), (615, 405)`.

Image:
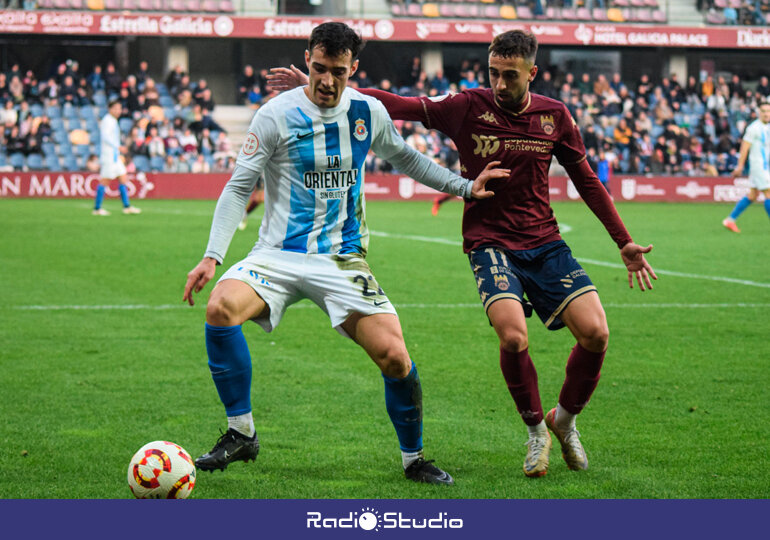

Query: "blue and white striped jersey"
(236, 87), (405, 255)
(744, 118), (770, 180)
(99, 113), (121, 165)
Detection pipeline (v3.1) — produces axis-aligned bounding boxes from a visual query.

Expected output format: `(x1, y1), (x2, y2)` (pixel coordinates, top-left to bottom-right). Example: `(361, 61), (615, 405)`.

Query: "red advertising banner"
(0, 10), (768, 48)
(0, 171), (762, 203)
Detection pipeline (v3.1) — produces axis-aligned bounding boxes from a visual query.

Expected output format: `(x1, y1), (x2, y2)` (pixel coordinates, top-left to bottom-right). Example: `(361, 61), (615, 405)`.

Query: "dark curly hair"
(488, 30), (538, 63)
(308, 22), (364, 61)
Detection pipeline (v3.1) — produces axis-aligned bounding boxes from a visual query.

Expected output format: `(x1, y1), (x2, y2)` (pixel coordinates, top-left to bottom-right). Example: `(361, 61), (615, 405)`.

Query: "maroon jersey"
(361, 88), (632, 252)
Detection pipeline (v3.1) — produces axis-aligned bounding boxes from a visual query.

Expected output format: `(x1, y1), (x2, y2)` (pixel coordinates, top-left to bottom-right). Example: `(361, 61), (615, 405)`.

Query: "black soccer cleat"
(195, 428), (259, 472)
(404, 458), (454, 486)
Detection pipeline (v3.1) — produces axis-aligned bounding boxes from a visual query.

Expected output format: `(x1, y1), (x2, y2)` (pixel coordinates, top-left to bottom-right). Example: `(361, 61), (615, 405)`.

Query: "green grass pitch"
(0, 197), (767, 499)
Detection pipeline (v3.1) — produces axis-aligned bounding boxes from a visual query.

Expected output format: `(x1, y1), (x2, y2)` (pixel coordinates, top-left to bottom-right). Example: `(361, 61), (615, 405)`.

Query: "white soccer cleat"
(122, 206), (142, 215)
(92, 208), (110, 216)
(545, 408), (588, 471)
(238, 217), (248, 231)
(522, 431), (551, 477)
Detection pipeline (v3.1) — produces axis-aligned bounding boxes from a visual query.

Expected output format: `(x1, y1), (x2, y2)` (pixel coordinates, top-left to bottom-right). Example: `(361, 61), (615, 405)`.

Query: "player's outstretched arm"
(619, 243), (657, 291)
(266, 65), (308, 91)
(183, 257), (218, 306)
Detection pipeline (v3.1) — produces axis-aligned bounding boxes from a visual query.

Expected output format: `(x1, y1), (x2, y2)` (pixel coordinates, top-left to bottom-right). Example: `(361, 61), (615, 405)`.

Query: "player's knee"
(498, 327), (528, 353)
(206, 295), (240, 326)
(579, 324), (609, 352)
(377, 343), (411, 378)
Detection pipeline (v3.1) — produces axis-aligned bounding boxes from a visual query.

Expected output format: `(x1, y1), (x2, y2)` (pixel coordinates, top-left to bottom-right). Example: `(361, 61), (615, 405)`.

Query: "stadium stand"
(389, 0), (667, 22)
(701, 0), (770, 24)
(31, 0), (236, 11)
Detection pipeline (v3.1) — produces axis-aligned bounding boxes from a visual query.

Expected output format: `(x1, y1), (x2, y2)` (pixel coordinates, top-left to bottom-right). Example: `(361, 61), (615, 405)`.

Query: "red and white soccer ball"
(127, 441), (196, 499)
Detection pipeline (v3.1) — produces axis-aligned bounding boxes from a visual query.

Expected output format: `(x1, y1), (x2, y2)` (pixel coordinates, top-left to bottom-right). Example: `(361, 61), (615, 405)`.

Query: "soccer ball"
(127, 440), (197, 499)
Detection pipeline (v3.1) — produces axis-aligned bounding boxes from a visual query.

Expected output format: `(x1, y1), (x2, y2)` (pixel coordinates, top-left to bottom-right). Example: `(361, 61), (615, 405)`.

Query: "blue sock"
(205, 323), (252, 416)
(383, 362), (423, 453)
(729, 196), (752, 220)
(764, 199), (770, 218)
(118, 184), (130, 208)
(94, 185), (105, 210)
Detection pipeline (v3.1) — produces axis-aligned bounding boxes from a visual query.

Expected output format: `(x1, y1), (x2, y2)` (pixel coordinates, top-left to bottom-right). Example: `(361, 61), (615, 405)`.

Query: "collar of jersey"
(297, 86), (351, 117)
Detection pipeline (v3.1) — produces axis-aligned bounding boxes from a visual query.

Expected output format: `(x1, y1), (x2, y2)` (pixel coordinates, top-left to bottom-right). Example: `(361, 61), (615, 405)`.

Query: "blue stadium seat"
(149, 155), (165, 171)
(27, 153), (44, 170)
(118, 118), (133, 135)
(133, 155), (151, 172)
(46, 154), (61, 170)
(79, 106), (96, 120)
(9, 152), (25, 170)
(159, 95), (175, 108)
(30, 103), (44, 117)
(50, 118), (65, 131)
(155, 82), (169, 96)
(42, 142), (57, 156)
(0, 153), (7, 167)
(46, 105), (61, 119)
(53, 130), (69, 145)
(67, 118), (82, 131)
(93, 93), (107, 107)
(62, 104), (79, 120)
(63, 155), (80, 172)
(75, 144), (91, 158)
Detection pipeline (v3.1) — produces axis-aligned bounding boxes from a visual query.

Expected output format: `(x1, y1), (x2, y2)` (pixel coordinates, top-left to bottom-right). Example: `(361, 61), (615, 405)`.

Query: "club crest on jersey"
(242, 132), (259, 155)
(494, 274), (510, 291)
(478, 111), (499, 124)
(540, 115), (555, 135)
(353, 119), (368, 141)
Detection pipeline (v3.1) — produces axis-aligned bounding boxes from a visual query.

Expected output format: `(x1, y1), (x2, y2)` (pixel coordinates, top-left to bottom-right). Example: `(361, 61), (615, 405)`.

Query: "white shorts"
(748, 170), (770, 191)
(100, 159), (127, 180)
(218, 247), (397, 337)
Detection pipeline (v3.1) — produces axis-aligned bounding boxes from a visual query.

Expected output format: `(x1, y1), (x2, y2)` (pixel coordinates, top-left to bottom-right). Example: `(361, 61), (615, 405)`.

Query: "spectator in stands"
(178, 127), (198, 154)
(104, 62), (123, 97)
(135, 61), (150, 92)
(146, 126), (166, 158)
(143, 78), (161, 107)
(129, 126), (149, 157)
(59, 75), (78, 106)
(193, 79), (210, 104)
(196, 87), (216, 112)
(87, 64), (105, 94)
(1, 100), (17, 128)
(191, 153), (210, 173)
(354, 69), (373, 89)
(246, 84), (262, 109)
(593, 73), (610, 96)
(577, 73), (593, 95)
(166, 65), (186, 96)
(237, 65), (256, 104)
(430, 69), (449, 94)
(756, 75), (770, 98)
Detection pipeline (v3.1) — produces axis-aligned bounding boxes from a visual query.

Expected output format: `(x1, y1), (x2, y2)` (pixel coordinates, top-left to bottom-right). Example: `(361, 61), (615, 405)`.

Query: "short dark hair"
(108, 98), (121, 108)
(488, 30), (538, 63)
(308, 22), (364, 61)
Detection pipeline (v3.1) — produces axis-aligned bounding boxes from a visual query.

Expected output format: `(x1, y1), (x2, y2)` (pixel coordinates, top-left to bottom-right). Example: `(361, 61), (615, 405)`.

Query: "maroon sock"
(245, 200), (259, 214)
(499, 347), (543, 426)
(558, 343), (605, 415)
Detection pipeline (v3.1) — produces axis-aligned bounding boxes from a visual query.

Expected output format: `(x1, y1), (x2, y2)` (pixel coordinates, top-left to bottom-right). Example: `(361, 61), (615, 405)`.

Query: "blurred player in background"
(269, 29), (656, 478)
(722, 101), (770, 233)
(238, 178), (265, 230)
(92, 99), (141, 216)
(183, 22), (507, 485)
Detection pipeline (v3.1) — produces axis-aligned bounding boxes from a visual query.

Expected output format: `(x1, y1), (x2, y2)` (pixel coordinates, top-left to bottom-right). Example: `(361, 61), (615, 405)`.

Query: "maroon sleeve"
(357, 88), (426, 122)
(358, 89), (468, 139)
(564, 159), (634, 249)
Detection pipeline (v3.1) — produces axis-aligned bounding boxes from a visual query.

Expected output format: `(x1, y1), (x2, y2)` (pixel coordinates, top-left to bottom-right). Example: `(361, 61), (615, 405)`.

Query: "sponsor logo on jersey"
(353, 119), (368, 141)
(242, 132), (259, 156)
(493, 274), (510, 291)
(540, 114), (555, 135)
(478, 111), (499, 124)
(304, 169), (359, 190)
(471, 134), (500, 158)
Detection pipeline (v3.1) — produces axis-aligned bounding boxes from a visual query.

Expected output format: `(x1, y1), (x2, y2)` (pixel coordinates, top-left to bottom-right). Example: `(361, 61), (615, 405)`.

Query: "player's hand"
(183, 257), (217, 306)
(266, 65), (308, 92)
(470, 161), (509, 199)
(620, 243), (657, 291)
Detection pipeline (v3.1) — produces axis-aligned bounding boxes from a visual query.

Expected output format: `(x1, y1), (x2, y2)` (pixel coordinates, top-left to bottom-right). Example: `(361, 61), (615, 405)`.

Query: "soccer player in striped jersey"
(269, 30), (656, 478)
(92, 99), (140, 216)
(722, 101), (770, 233)
(182, 22), (508, 485)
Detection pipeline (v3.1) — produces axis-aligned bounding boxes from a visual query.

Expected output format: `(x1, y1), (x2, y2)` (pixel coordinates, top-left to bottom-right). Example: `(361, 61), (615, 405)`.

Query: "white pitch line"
(370, 230), (770, 289)
(10, 302), (770, 311)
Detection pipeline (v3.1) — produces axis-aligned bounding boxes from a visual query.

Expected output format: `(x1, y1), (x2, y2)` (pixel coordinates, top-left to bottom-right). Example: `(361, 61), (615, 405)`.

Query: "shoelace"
(562, 428), (584, 455)
(525, 435), (548, 454)
(212, 429), (235, 450)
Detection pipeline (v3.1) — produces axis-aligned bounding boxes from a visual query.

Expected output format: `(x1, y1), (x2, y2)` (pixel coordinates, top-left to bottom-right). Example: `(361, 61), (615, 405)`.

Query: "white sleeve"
(234, 103), (278, 174)
(203, 164), (259, 264)
(369, 100), (473, 199)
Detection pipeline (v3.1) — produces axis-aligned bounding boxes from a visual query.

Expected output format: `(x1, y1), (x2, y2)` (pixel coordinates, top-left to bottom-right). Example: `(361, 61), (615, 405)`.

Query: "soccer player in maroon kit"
(268, 30), (656, 478)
